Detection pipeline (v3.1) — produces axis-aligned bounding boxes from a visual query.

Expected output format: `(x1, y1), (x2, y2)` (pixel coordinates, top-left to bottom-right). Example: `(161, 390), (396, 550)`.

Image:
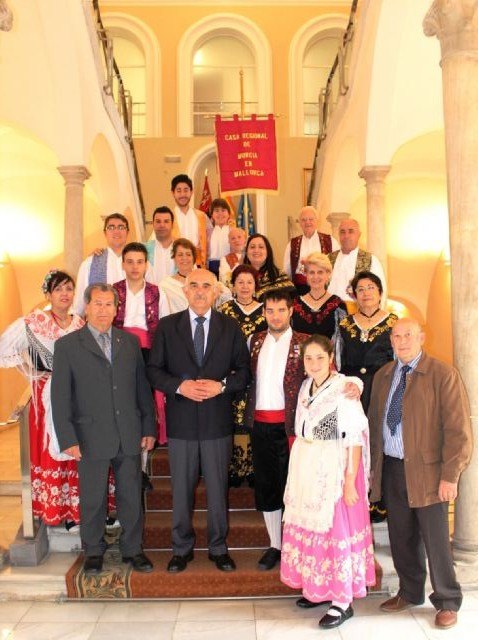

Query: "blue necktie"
(387, 365), (411, 436)
(194, 316), (206, 366)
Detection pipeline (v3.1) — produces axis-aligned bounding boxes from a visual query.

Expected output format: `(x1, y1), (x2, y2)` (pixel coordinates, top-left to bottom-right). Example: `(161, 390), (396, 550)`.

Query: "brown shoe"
(380, 594), (415, 613)
(435, 610), (457, 629)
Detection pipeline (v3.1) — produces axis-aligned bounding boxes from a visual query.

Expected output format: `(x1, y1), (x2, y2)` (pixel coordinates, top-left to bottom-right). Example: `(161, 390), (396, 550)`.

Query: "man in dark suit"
(369, 318), (472, 630)
(52, 283), (156, 575)
(147, 268), (250, 573)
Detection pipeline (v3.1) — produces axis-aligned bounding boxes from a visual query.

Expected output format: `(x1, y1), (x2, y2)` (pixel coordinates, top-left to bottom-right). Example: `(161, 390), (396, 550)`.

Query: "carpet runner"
(66, 447), (382, 598)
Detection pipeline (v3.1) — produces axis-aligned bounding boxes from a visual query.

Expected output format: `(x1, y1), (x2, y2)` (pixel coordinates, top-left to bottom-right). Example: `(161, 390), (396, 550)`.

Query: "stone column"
(424, 0), (478, 585)
(358, 165), (390, 280)
(58, 165), (90, 277)
(326, 211), (350, 240)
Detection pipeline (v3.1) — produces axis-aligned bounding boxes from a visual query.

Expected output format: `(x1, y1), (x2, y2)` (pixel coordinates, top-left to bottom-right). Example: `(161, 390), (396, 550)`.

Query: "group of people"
(0, 174), (473, 631)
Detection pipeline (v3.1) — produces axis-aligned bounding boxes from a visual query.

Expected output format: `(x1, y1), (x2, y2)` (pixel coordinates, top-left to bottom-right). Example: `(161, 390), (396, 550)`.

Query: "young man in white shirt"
(171, 174), (210, 268)
(145, 206), (175, 285)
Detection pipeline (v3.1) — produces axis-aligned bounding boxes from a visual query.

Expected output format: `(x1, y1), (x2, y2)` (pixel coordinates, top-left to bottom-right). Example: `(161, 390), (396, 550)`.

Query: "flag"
(237, 194), (255, 235)
(198, 174), (212, 215)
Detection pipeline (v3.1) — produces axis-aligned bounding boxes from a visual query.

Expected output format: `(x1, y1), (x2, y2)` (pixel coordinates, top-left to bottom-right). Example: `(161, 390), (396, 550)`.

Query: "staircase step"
(150, 448), (170, 477)
(129, 550), (298, 598)
(144, 509), (269, 550)
(146, 478), (256, 511)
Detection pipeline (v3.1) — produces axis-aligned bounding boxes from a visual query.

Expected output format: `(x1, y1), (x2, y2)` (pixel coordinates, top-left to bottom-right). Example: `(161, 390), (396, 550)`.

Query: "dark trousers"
(78, 450), (143, 557)
(382, 455), (462, 611)
(251, 421), (289, 512)
(168, 435), (232, 556)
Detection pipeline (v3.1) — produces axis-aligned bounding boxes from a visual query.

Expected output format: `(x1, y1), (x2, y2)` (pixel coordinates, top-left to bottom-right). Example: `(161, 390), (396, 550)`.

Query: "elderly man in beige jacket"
(368, 318), (472, 630)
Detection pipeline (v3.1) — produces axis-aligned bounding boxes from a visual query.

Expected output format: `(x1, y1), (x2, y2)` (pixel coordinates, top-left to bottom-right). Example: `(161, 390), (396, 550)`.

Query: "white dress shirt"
(255, 327), (292, 410)
(209, 225), (231, 261)
(175, 206), (199, 247)
(151, 239), (175, 285)
(124, 281), (170, 330)
(327, 247), (387, 305)
(283, 232), (339, 278)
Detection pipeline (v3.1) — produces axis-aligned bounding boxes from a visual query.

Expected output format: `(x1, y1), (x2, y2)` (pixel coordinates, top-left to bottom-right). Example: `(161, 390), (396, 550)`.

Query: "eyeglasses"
(105, 224), (128, 232)
(356, 285), (378, 294)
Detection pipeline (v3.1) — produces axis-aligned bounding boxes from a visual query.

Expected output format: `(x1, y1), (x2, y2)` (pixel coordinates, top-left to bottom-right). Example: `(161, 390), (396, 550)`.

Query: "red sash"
(254, 409), (286, 423)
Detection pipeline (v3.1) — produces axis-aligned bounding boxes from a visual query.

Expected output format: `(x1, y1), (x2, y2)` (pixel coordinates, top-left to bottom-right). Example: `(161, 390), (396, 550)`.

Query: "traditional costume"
(113, 279), (170, 444)
(284, 232), (337, 295)
(254, 269), (295, 301)
(218, 299), (267, 485)
(173, 206), (209, 268)
(207, 225), (231, 277)
(328, 248), (387, 310)
(281, 373), (375, 603)
(145, 238), (175, 285)
(291, 294), (346, 339)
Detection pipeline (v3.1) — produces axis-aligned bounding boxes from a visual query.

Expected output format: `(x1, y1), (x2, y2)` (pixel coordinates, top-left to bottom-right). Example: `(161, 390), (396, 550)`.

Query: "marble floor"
(0, 593), (478, 640)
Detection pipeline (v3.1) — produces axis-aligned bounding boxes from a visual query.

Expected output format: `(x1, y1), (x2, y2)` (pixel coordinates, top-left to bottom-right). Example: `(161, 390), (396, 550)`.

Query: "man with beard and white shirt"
(145, 206), (176, 285)
(283, 206), (338, 295)
(171, 174), (210, 268)
(328, 218), (387, 309)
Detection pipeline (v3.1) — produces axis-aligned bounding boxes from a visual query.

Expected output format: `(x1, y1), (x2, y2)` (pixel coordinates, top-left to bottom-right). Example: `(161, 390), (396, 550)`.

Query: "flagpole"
(239, 68), (249, 233)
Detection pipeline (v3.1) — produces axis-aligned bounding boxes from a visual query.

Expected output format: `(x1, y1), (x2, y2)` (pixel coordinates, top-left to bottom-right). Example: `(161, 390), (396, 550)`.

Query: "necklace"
(50, 310), (70, 328)
(237, 298), (254, 307)
(311, 373), (331, 396)
(176, 272), (187, 279)
(359, 307), (381, 319)
(308, 290), (327, 302)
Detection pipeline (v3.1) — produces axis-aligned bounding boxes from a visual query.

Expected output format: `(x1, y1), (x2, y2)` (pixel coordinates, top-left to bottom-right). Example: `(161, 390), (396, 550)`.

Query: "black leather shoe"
(208, 553), (236, 572)
(83, 555), (103, 575)
(257, 547), (281, 571)
(318, 605), (354, 629)
(122, 552), (153, 573)
(167, 551), (194, 573)
(296, 597), (331, 609)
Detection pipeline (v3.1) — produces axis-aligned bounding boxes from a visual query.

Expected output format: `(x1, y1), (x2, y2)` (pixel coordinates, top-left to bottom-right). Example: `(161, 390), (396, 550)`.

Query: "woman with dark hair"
(281, 334), (375, 629)
(219, 264), (267, 486)
(336, 270), (397, 522)
(243, 233), (294, 300)
(0, 270), (91, 526)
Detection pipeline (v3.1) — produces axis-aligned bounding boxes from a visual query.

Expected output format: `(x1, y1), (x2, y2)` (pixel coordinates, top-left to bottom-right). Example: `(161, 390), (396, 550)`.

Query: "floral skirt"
(280, 458), (375, 602)
(30, 378), (115, 525)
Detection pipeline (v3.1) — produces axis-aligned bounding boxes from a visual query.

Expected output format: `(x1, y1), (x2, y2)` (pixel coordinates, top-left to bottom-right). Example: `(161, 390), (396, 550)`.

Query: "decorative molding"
(424, 0), (478, 59)
(99, 1), (352, 6)
(0, 0), (13, 32)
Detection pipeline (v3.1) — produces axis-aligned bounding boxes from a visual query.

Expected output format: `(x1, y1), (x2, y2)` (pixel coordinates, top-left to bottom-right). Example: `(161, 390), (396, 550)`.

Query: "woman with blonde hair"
(291, 252), (346, 340)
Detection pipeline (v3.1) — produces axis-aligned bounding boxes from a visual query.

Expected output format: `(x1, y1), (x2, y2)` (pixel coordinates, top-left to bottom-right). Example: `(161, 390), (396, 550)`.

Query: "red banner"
(198, 175), (212, 214)
(215, 114), (278, 194)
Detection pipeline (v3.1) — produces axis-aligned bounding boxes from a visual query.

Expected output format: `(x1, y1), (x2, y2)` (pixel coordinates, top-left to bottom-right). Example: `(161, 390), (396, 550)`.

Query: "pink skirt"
(280, 461), (375, 602)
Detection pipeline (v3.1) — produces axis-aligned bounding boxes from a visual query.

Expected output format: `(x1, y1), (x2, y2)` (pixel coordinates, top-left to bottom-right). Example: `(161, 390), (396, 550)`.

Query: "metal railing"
(1, 387), (35, 538)
(307, 0), (359, 204)
(91, 0), (146, 225)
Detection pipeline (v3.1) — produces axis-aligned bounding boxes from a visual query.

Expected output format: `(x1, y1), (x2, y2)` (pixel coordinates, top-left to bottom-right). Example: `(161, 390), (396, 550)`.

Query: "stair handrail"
(91, 0), (146, 225)
(3, 387), (35, 538)
(307, 0), (359, 205)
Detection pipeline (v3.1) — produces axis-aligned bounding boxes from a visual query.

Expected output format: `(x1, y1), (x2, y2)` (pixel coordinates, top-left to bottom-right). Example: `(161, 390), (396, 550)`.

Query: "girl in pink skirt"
(280, 334), (375, 629)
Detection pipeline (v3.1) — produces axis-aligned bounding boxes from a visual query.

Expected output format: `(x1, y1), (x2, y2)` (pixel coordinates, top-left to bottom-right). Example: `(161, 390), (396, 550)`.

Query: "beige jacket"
(369, 352), (472, 508)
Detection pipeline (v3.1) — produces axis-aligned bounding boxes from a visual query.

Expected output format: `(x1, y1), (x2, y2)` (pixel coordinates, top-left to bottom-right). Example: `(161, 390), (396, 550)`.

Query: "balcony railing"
(307, 0), (359, 204)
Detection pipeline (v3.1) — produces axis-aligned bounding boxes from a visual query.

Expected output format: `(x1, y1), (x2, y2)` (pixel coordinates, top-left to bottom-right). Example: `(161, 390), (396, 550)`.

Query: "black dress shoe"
(83, 555), (103, 575)
(167, 551), (194, 573)
(122, 552), (153, 573)
(296, 597), (332, 609)
(208, 553), (236, 572)
(318, 605), (354, 629)
(257, 547), (281, 571)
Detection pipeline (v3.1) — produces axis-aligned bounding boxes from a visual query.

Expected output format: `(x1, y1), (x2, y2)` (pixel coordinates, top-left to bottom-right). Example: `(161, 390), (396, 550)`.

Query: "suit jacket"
(368, 352), (473, 507)
(245, 330), (308, 436)
(147, 309), (250, 440)
(51, 325), (156, 460)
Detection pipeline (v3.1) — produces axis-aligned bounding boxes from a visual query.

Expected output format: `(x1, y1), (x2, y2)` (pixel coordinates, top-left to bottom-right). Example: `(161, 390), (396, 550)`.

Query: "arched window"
(111, 36), (146, 137)
(192, 35), (257, 136)
(303, 30), (343, 136)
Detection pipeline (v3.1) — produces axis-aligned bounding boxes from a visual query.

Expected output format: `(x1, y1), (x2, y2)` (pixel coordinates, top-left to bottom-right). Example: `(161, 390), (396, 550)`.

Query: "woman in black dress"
(291, 252), (346, 340)
(335, 270), (397, 522)
(243, 233), (295, 300)
(219, 264), (267, 486)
